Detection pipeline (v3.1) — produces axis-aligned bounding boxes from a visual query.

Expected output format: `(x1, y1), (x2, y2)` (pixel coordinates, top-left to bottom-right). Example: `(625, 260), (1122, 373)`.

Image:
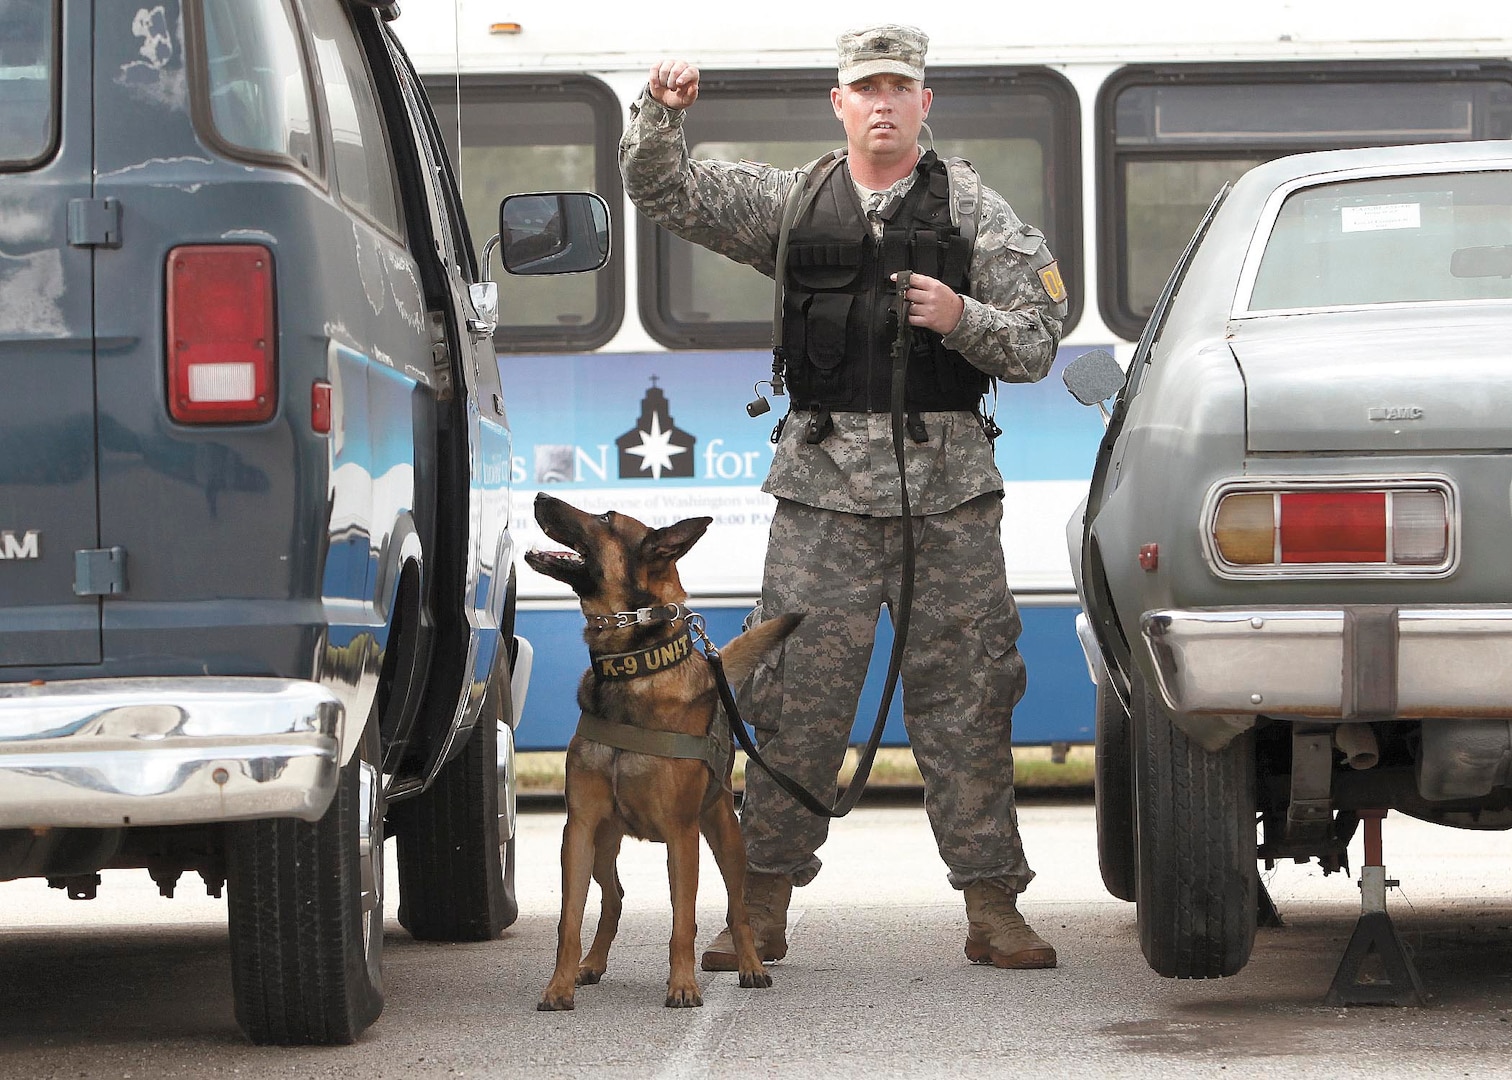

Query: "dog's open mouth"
(525, 547), (585, 574)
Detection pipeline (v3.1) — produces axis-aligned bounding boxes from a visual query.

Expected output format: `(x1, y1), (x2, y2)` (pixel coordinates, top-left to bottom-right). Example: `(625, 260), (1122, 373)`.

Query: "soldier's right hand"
(649, 60), (700, 109)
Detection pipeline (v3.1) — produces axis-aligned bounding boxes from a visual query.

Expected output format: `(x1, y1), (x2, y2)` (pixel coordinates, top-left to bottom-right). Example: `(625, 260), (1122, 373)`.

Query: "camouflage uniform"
(619, 89), (1064, 894)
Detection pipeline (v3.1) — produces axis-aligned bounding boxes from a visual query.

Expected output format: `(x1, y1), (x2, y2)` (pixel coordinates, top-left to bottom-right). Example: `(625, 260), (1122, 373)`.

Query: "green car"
(1067, 140), (1512, 980)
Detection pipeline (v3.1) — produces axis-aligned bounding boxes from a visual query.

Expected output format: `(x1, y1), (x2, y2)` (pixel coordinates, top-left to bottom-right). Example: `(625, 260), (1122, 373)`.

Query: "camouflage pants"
(739, 493), (1035, 895)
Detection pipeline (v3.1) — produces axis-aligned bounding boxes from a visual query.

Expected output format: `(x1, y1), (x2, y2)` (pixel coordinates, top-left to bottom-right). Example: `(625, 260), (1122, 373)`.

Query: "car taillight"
(165, 245), (276, 424)
(1211, 486), (1450, 571)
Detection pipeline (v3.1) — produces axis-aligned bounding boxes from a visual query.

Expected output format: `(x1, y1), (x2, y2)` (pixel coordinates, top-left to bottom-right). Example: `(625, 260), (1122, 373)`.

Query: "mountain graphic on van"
(617, 378), (696, 480)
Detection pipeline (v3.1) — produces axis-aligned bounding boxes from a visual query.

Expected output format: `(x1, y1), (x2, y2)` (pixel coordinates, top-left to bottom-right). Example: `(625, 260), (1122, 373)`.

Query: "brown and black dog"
(524, 493), (800, 1010)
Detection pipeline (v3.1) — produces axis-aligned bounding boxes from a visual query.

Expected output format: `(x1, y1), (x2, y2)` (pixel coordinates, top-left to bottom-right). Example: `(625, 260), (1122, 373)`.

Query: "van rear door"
(0, 2), (102, 667)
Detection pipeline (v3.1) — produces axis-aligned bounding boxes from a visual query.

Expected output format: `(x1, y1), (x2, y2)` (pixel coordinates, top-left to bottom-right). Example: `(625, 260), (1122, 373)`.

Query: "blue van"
(0, 0), (605, 1044)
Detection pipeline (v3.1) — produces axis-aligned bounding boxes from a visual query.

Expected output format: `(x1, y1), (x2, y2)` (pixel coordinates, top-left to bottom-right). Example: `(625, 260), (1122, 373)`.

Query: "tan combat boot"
(700, 871), (793, 971)
(963, 881), (1057, 969)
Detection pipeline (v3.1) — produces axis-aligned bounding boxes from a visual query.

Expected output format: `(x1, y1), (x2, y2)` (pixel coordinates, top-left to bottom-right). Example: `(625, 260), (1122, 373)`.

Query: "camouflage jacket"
(619, 88), (1065, 516)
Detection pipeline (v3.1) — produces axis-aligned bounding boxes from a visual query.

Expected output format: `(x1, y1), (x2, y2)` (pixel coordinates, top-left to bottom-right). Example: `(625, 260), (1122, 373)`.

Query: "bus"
(393, 0), (1512, 750)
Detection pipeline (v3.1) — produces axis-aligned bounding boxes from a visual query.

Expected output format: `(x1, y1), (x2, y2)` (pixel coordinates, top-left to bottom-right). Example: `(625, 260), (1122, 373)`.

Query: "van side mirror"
(497, 192), (611, 276)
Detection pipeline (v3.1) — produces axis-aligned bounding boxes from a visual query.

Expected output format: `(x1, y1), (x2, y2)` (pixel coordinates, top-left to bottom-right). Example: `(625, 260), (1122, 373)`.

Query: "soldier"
(620, 24), (1067, 971)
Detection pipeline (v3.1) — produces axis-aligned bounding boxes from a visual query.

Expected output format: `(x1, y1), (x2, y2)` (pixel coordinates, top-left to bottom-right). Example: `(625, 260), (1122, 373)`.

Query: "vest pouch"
(908, 331), (990, 409)
(803, 292), (854, 370)
(786, 240), (864, 292)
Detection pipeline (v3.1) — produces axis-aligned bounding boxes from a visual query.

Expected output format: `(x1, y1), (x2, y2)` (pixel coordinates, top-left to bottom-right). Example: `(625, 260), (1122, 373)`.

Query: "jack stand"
(1324, 809), (1425, 1007)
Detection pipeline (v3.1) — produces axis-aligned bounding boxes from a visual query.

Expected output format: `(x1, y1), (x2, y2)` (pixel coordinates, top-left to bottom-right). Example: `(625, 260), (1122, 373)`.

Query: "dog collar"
(592, 625), (696, 681)
(584, 602), (692, 631)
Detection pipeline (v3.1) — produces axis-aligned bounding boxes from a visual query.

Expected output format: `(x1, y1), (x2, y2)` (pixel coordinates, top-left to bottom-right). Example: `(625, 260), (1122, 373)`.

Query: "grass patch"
(515, 744), (1092, 794)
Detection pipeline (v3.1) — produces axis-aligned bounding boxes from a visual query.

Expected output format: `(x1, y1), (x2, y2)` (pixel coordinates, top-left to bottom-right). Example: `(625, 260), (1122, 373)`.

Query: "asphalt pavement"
(4, 799), (1512, 1078)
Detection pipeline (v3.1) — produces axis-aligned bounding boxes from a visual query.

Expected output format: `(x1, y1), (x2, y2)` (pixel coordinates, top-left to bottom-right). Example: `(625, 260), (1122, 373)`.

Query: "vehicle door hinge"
(68, 198), (123, 248)
(74, 547), (127, 596)
(427, 311), (454, 400)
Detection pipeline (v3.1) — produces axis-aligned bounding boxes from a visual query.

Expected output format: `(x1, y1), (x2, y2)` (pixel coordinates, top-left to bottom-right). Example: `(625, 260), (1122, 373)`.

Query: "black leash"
(700, 270), (918, 819)
(689, 613), (897, 819)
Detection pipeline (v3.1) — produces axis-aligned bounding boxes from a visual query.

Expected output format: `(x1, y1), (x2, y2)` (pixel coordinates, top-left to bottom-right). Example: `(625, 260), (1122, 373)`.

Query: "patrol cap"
(836, 24), (927, 85)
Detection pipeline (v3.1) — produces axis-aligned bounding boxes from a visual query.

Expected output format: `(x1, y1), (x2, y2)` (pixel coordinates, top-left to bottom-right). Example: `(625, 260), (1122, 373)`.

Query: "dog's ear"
(642, 516), (712, 564)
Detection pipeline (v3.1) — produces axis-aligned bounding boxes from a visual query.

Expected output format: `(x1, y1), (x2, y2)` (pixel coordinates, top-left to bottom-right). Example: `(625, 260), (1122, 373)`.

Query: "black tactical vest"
(781, 151), (987, 414)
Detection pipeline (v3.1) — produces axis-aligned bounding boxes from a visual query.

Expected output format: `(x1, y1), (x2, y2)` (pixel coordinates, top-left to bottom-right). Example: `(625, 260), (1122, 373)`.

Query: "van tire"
(1132, 670), (1256, 979)
(395, 656), (517, 941)
(226, 716), (385, 1045)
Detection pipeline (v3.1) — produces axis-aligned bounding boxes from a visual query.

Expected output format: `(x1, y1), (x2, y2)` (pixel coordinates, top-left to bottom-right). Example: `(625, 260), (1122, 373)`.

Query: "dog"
(524, 493), (801, 1010)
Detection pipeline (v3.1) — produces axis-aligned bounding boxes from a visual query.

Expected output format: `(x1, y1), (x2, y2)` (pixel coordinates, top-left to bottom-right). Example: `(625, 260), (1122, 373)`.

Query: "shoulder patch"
(1037, 260), (1067, 304)
(736, 159), (770, 176)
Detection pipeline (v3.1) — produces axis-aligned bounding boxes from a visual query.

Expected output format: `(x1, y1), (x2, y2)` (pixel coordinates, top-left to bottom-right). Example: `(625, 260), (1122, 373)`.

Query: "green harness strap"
(576, 710), (732, 777)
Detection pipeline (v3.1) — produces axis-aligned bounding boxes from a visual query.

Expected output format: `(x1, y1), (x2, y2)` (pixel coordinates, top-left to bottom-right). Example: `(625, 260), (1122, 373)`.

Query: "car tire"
(226, 714), (385, 1045)
(1095, 670), (1136, 902)
(394, 657), (518, 941)
(1131, 669), (1256, 979)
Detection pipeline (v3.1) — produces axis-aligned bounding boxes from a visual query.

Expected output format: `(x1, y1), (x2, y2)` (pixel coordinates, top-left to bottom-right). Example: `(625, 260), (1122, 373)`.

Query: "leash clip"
(686, 612), (718, 660)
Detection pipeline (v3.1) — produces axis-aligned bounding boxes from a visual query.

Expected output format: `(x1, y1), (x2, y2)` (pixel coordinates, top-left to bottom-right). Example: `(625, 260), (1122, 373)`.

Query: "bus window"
(642, 69), (1080, 349)
(1099, 63), (1512, 341)
(424, 74), (624, 352)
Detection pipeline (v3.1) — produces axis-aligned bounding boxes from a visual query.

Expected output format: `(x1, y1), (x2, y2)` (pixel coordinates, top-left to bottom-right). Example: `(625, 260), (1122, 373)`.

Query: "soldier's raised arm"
(619, 59), (792, 278)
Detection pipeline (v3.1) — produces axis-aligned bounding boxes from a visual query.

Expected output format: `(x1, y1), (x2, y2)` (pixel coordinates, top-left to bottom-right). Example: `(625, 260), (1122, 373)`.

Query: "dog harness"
(575, 710), (732, 778)
(574, 604), (733, 776)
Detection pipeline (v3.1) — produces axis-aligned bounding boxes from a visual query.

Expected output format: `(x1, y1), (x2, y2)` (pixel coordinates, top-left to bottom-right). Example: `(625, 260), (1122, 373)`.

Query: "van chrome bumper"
(1143, 606), (1512, 718)
(0, 678), (344, 828)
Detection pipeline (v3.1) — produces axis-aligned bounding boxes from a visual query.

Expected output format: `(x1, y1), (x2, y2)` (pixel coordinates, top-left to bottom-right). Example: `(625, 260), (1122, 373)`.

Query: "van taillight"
(165, 245), (276, 424)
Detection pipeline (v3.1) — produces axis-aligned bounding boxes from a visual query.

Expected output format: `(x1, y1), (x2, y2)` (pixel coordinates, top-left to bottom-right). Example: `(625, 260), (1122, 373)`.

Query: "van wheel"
(226, 716), (385, 1045)
(1132, 670), (1256, 979)
(395, 657), (517, 940)
(1095, 670), (1136, 902)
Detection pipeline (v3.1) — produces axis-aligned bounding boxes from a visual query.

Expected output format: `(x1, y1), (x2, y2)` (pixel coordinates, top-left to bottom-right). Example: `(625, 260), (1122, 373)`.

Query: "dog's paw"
(576, 966), (604, 986)
(738, 967), (773, 989)
(664, 984), (704, 1009)
(537, 990), (576, 1012)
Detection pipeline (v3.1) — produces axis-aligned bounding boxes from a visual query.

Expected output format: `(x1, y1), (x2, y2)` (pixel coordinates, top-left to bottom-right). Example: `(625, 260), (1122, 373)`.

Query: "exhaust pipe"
(1334, 723), (1379, 770)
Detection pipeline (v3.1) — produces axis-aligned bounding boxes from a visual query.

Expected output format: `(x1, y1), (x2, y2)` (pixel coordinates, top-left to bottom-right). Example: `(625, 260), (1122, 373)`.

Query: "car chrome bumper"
(1143, 607), (1512, 718)
(1074, 613), (1104, 685)
(0, 677), (344, 829)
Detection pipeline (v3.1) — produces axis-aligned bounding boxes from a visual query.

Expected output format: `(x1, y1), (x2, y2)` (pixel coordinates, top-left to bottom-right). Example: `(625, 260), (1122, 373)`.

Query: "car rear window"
(1249, 170), (1512, 311)
(0, 0), (56, 168)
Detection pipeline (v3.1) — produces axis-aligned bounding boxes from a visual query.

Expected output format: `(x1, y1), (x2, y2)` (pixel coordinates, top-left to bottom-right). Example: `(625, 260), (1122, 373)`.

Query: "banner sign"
(499, 347), (1109, 599)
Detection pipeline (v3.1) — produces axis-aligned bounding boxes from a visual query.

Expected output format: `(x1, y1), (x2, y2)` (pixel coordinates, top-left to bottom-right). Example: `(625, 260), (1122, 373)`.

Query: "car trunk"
(1232, 308), (1512, 454)
(0, 4), (102, 666)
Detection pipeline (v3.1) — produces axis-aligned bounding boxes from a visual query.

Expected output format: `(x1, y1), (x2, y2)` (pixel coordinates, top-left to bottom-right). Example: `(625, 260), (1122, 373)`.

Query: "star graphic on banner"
(623, 412), (687, 479)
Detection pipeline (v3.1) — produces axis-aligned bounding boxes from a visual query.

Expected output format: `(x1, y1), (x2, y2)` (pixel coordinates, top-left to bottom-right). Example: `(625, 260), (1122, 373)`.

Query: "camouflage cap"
(836, 24), (927, 85)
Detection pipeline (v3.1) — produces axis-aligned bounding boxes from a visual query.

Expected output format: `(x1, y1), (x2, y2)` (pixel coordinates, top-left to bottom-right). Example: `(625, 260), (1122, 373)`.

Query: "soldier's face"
(831, 74), (932, 164)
